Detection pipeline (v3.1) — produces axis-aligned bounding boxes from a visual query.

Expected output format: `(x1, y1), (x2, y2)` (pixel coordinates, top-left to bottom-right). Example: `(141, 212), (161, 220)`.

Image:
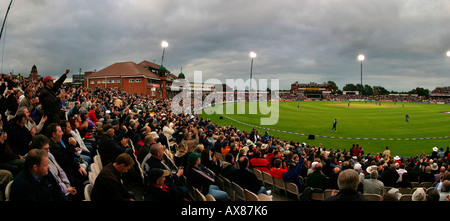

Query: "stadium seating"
(398, 187), (412, 194)
(84, 183), (93, 201)
(231, 181), (245, 201)
(273, 177), (286, 195)
(285, 182), (300, 200)
(399, 194), (413, 201)
(261, 171), (274, 189)
(419, 182), (433, 188)
(195, 188), (207, 201)
(4, 180), (13, 201)
(205, 194), (216, 201)
(363, 193), (382, 201)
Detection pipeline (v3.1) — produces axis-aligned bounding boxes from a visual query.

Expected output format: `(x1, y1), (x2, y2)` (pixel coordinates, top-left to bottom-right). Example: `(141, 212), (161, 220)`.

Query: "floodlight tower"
(249, 51), (257, 91)
(161, 41), (169, 67)
(358, 54), (365, 96)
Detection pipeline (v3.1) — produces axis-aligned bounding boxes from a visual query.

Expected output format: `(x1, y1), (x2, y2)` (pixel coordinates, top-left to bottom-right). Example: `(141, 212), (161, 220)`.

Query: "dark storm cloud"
(1, 0), (449, 91)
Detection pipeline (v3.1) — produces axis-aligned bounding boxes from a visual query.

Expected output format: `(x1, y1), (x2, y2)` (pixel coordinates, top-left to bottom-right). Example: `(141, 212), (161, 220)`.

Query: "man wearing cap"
(144, 168), (188, 201)
(39, 69), (70, 131)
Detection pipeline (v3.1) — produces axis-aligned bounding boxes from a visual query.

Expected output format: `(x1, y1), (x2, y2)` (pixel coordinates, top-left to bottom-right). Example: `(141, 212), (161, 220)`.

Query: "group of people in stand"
(1, 71), (450, 202)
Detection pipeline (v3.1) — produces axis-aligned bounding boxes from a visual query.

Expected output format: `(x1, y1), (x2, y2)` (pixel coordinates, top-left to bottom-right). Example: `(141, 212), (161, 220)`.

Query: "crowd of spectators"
(1, 72), (450, 202)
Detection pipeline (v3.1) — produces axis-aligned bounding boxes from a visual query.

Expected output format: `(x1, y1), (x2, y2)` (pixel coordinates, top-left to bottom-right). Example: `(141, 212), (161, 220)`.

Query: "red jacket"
(270, 167), (288, 179)
(249, 157), (271, 173)
(89, 109), (99, 124)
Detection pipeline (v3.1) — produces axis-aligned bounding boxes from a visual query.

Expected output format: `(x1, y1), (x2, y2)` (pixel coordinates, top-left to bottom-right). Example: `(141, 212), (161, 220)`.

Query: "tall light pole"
(358, 54), (365, 96)
(161, 40), (169, 67)
(249, 51), (257, 91)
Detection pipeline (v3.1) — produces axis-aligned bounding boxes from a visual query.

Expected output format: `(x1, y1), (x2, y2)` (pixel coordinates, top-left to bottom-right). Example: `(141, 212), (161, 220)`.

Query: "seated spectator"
(98, 124), (130, 166)
(60, 120), (91, 170)
(233, 155), (271, 196)
(29, 134), (81, 201)
(5, 113), (35, 156)
(46, 123), (87, 190)
(362, 165), (385, 196)
(91, 153), (136, 201)
(426, 189), (440, 201)
(249, 150), (271, 174)
(179, 128), (199, 153)
(270, 158), (287, 179)
(283, 153), (306, 192)
(326, 167), (341, 190)
(9, 149), (68, 201)
(144, 168), (188, 201)
(142, 143), (187, 195)
(17, 107), (46, 135)
(88, 104), (100, 125)
(137, 134), (155, 164)
(419, 166), (435, 183)
(323, 169), (371, 201)
(185, 152), (229, 201)
(381, 164), (399, 187)
(439, 180), (450, 201)
(220, 153), (239, 180)
(412, 187), (426, 201)
(69, 115), (95, 156)
(0, 169), (13, 199)
(0, 128), (24, 176)
(306, 162), (328, 190)
(201, 148), (221, 174)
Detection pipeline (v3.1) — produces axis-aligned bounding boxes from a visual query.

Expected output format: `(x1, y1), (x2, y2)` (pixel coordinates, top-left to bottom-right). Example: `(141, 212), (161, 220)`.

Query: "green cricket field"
(200, 101), (450, 157)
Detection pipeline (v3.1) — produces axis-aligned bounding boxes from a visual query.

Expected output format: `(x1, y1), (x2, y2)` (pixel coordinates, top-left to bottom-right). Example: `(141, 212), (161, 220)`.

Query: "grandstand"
(431, 86), (450, 102)
(290, 82), (331, 99)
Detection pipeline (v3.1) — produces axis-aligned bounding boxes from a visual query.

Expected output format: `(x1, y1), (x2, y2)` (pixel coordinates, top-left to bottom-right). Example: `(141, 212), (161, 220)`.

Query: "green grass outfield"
(200, 101), (450, 157)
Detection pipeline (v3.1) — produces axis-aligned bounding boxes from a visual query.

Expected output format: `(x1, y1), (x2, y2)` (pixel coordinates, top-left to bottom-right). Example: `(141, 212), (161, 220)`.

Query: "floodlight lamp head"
(358, 54), (365, 61)
(250, 51), (257, 58)
(161, 41), (169, 48)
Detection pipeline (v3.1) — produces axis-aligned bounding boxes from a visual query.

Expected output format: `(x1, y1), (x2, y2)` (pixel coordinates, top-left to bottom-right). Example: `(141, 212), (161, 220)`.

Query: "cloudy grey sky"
(1, 0), (450, 92)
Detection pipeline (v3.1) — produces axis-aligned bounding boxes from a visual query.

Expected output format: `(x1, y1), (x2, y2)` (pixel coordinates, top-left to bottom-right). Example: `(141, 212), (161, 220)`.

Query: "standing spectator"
(91, 153), (136, 201)
(39, 69), (69, 132)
